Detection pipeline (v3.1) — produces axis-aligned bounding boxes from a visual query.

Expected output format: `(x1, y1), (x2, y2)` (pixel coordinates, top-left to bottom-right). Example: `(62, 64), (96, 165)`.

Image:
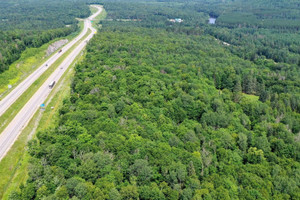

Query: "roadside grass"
(90, 5), (98, 14)
(0, 7), (105, 199)
(0, 52), (82, 199)
(0, 28), (92, 136)
(0, 43), (53, 97)
(0, 21), (83, 100)
(90, 5), (107, 29)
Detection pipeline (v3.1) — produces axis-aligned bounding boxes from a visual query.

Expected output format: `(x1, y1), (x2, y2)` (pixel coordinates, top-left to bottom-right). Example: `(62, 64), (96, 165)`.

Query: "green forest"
(0, 0), (93, 73)
(7, 0), (300, 199)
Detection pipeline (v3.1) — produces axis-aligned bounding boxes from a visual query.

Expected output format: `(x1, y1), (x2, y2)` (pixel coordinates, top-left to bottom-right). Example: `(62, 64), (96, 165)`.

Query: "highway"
(0, 5), (102, 161)
(0, 5), (101, 117)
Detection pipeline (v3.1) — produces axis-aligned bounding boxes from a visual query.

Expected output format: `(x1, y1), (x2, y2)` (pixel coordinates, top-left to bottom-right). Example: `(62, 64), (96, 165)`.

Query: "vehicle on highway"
(0, 5), (103, 163)
(49, 81), (56, 89)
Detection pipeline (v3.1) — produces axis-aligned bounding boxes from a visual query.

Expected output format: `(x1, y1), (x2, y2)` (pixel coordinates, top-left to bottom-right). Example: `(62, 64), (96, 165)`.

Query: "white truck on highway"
(49, 81), (56, 89)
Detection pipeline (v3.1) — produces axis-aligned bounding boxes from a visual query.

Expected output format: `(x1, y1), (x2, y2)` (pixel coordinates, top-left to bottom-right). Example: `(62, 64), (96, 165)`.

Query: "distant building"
(175, 18), (183, 23)
(169, 18), (183, 23)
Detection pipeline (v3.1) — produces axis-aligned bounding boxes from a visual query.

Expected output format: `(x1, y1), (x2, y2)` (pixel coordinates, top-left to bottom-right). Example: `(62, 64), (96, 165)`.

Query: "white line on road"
(0, 10), (91, 117)
(0, 5), (103, 162)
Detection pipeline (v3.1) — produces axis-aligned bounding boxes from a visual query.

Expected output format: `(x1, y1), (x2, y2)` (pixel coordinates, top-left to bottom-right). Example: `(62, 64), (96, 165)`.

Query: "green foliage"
(10, 0), (300, 199)
(0, 0), (94, 74)
(0, 0), (92, 31)
(0, 28), (76, 73)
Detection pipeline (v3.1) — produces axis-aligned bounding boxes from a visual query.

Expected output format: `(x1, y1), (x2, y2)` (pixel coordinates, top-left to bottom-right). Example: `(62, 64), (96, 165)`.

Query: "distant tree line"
(0, 27), (76, 73)
(8, 0), (300, 199)
(11, 26), (300, 199)
(0, 0), (94, 74)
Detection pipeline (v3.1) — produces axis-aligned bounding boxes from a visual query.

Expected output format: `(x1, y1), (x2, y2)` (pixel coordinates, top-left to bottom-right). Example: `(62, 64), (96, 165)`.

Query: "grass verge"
(0, 49), (85, 200)
(0, 28), (91, 135)
(0, 21), (83, 100)
(0, 7), (105, 198)
(90, 5), (107, 29)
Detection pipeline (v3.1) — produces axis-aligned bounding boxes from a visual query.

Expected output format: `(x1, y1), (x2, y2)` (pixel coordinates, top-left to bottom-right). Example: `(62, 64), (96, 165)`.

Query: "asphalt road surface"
(0, 5), (101, 117)
(0, 5), (102, 161)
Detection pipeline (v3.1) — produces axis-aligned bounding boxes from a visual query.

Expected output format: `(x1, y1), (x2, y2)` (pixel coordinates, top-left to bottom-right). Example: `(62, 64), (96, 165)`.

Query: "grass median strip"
(0, 28), (91, 135)
(0, 51), (82, 199)
(90, 5), (106, 29)
(0, 7), (105, 198)
(0, 21), (83, 100)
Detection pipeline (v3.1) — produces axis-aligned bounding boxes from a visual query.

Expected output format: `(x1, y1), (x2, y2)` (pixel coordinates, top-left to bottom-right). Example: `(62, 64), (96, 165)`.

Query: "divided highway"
(0, 5), (103, 161)
(0, 6), (101, 117)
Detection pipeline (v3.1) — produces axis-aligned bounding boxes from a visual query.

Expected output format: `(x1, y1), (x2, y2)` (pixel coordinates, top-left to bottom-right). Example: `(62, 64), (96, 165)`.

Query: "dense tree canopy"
(0, 0), (95, 73)
(0, 0), (92, 30)
(9, 0), (300, 199)
(0, 27), (76, 73)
